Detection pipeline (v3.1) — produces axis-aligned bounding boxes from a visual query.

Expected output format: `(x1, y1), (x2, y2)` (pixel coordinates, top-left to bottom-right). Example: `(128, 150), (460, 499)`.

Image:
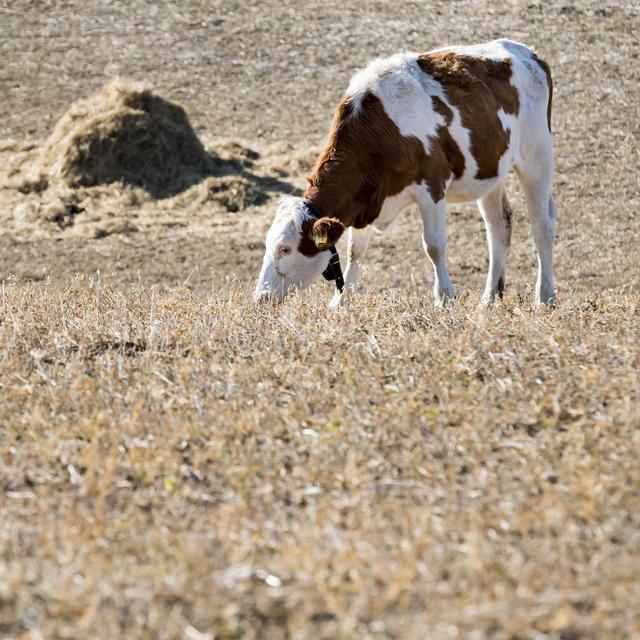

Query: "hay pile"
(26, 81), (215, 197)
(1, 83), (292, 239)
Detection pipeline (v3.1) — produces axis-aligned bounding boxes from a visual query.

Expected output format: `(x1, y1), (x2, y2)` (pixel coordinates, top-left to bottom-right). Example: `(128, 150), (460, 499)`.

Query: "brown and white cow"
(255, 39), (556, 307)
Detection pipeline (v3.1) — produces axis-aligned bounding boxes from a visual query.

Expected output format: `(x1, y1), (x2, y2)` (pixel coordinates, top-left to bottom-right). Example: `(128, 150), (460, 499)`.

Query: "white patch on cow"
(433, 38), (529, 63)
(349, 55), (447, 157)
(347, 52), (416, 112)
(254, 196), (331, 303)
(371, 61), (444, 156)
(441, 97), (478, 200)
(497, 107), (518, 165)
(373, 185), (416, 232)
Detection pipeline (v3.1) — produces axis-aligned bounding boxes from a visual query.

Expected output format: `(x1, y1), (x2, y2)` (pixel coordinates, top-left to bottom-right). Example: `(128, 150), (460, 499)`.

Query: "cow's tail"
(532, 53), (553, 133)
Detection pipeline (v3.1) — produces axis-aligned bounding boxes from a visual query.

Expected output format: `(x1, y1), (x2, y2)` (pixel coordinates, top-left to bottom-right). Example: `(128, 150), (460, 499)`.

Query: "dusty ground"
(1, 0), (638, 293)
(1, 0), (639, 638)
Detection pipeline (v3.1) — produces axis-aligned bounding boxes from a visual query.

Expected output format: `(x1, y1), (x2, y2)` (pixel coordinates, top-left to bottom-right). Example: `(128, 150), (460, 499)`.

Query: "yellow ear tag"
(315, 231), (328, 246)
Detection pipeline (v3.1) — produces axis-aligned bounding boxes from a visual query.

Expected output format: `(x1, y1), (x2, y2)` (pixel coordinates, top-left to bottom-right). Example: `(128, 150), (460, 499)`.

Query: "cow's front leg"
(328, 226), (373, 309)
(417, 190), (455, 306)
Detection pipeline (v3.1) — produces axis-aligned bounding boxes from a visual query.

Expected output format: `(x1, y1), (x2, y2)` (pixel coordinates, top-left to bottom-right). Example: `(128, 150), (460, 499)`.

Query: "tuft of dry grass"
(1, 279), (639, 639)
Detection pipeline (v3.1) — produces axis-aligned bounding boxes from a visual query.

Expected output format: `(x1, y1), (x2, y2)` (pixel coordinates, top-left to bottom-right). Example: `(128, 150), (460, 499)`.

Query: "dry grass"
(1, 280), (639, 639)
(2, 0), (640, 638)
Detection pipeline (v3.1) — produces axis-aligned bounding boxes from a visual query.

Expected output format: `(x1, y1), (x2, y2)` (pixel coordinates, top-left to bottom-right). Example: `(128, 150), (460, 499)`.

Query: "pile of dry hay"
(26, 81), (216, 197)
(1, 82), (284, 238)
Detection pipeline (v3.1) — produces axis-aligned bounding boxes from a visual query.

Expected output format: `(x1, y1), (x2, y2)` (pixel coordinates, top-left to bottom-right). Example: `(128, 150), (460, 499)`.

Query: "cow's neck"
(303, 156), (375, 229)
(303, 94), (389, 229)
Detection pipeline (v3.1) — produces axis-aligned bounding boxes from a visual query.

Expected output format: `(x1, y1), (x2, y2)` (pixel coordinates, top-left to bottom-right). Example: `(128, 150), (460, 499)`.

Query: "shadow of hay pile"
(23, 81), (293, 202)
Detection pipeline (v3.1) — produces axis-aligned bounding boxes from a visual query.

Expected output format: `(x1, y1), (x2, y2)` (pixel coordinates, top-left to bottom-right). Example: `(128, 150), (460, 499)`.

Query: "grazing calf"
(255, 39), (556, 306)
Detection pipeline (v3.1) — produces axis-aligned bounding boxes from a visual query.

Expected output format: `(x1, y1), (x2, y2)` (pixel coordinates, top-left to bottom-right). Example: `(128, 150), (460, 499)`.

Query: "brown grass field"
(1, 0), (639, 638)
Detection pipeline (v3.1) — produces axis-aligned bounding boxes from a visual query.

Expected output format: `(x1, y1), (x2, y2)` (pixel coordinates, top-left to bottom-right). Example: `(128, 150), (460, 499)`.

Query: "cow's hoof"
(434, 289), (456, 307)
(328, 292), (345, 310)
(535, 293), (557, 308)
(479, 294), (500, 308)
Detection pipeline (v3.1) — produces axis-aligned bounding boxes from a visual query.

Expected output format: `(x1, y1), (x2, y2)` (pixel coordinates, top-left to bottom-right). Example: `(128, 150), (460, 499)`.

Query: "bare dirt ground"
(1, 0), (638, 294)
(1, 1), (639, 638)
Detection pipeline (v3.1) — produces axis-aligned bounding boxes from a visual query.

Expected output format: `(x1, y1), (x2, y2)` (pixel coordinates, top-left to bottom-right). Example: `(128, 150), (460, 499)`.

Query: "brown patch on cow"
(298, 218), (320, 257)
(304, 93), (454, 231)
(532, 53), (553, 132)
(417, 52), (519, 180)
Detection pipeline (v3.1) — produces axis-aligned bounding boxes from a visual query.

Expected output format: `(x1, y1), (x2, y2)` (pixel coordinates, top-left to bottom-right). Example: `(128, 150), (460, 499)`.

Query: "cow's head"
(254, 197), (345, 303)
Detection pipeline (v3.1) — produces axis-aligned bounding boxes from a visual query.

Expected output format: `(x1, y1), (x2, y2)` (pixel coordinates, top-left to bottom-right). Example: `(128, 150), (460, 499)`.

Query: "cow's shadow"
(186, 144), (299, 205)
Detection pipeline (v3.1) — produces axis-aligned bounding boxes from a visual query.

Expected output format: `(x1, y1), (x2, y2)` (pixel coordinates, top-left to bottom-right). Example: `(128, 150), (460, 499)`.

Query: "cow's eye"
(278, 245), (292, 258)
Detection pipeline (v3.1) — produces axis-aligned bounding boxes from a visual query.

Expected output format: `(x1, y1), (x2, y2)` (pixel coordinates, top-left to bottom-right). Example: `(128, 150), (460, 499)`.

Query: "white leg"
(328, 226), (373, 308)
(416, 188), (455, 306)
(516, 162), (557, 305)
(478, 187), (512, 303)
(344, 226), (373, 293)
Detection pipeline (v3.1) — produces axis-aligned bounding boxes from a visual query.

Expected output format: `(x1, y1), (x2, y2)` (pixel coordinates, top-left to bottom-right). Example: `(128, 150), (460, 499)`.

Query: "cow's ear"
(310, 217), (345, 249)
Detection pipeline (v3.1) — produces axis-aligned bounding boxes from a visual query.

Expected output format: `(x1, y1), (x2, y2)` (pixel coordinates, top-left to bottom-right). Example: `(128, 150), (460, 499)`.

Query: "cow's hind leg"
(416, 187), (455, 306)
(516, 145), (557, 305)
(328, 226), (373, 308)
(478, 186), (513, 303)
